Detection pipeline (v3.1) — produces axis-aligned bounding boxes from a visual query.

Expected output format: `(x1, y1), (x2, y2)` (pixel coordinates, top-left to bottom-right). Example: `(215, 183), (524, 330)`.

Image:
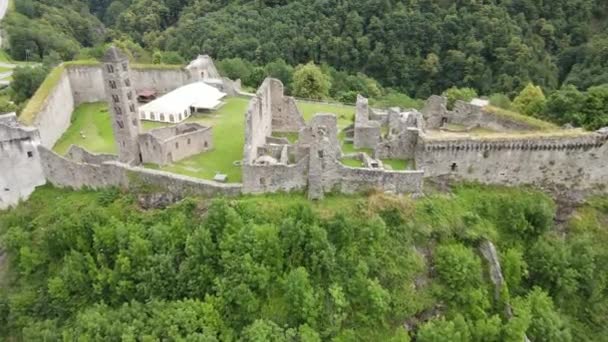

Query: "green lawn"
(147, 97), (250, 182)
(53, 102), (117, 155)
(55, 98), (361, 183)
(297, 101), (355, 129)
(382, 159), (411, 171)
(341, 157), (363, 168)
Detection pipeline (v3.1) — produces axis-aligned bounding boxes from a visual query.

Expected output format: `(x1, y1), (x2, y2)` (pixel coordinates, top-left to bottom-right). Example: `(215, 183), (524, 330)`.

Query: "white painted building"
(138, 82), (227, 123)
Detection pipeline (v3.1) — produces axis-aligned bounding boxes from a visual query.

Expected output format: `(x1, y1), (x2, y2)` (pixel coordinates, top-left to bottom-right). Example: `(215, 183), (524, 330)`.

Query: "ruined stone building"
(138, 123), (213, 166)
(354, 94), (608, 191)
(242, 78), (424, 200)
(0, 113), (45, 209)
(1, 46), (607, 209)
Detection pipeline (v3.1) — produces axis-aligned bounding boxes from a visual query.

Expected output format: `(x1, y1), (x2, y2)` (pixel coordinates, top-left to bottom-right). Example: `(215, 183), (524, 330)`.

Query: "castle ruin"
(0, 46), (607, 209)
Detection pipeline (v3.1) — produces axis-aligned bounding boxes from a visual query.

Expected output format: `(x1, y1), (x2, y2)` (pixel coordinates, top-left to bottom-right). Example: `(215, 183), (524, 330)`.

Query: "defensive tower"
(102, 46), (141, 164)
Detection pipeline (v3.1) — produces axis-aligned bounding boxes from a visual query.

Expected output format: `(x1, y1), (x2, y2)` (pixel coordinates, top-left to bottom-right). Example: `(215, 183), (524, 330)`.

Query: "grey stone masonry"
(354, 95), (381, 149)
(102, 46), (141, 164)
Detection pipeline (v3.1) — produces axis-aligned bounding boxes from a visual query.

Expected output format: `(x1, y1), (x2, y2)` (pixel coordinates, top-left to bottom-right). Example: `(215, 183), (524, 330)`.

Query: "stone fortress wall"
(416, 132), (608, 189)
(39, 146), (242, 198)
(2, 52), (607, 209)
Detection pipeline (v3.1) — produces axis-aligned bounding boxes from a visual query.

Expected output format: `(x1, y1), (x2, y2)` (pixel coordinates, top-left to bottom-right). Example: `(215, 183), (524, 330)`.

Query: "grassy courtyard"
(54, 97), (368, 183)
(53, 102), (117, 155)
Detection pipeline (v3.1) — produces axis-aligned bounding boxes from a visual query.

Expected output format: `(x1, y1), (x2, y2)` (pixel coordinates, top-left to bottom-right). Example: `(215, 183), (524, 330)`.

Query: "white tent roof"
(139, 82), (226, 114)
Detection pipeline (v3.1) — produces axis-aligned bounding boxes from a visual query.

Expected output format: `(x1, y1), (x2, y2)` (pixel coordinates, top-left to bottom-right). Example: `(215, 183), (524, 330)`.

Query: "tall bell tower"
(102, 46), (141, 164)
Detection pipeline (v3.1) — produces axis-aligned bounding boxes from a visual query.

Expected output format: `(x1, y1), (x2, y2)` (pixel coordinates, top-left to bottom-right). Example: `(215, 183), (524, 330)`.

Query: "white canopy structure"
(138, 82), (226, 123)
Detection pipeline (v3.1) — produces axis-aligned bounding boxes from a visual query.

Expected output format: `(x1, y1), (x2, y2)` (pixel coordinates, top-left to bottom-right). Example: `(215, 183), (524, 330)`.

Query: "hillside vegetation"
(6, 0), (608, 96)
(1, 185), (607, 340)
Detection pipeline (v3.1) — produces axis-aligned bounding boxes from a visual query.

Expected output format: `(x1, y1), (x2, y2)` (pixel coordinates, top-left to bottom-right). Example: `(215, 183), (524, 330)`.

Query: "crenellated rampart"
(416, 132), (608, 189)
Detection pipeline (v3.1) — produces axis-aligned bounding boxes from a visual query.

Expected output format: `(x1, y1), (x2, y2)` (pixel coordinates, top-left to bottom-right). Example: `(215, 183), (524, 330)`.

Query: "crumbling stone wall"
(242, 157), (309, 194)
(421, 95), (540, 132)
(66, 145), (117, 165)
(375, 128), (420, 160)
(450, 101), (538, 131)
(138, 123), (213, 166)
(0, 115), (46, 209)
(255, 78), (304, 133)
(416, 132), (608, 190)
(243, 96), (272, 164)
(421, 95), (447, 129)
(39, 146), (242, 197)
(354, 95), (381, 149)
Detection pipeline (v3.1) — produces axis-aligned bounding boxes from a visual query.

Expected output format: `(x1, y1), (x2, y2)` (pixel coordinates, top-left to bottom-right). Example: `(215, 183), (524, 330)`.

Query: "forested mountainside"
(1, 185), (607, 340)
(6, 0), (608, 98)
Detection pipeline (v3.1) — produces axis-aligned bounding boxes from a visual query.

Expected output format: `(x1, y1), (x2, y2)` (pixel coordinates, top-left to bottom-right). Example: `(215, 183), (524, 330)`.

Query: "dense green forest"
(0, 185), (607, 340)
(5, 0), (608, 129)
(6, 0), (608, 94)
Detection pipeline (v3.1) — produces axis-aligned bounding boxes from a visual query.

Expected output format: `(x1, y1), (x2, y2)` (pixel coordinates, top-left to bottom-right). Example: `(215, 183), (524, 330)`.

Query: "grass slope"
(53, 102), (116, 155)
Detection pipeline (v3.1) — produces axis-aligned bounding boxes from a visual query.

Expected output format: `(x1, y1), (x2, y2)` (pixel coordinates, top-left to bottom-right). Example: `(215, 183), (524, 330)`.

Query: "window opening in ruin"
(127, 92), (132, 100)
(451, 162), (458, 172)
(4, 188), (9, 192)
(109, 80), (116, 89)
(160, 114), (165, 121)
(441, 117), (448, 126)
(27, 151), (33, 158)
(139, 153), (143, 163)
(169, 114), (175, 122)
(115, 106), (123, 115)
(260, 177), (266, 186)
(318, 150), (324, 158)
(132, 119), (138, 127)
(175, 142), (179, 149)
(106, 64), (114, 73)
(187, 138), (191, 145)
(125, 78), (131, 87)
(122, 62), (128, 71)
(179, 114), (182, 121)
(204, 141), (208, 148)
(112, 94), (120, 103)
(130, 104), (135, 113)
(116, 120), (124, 129)
(483, 150), (490, 158)
(150, 112), (155, 120)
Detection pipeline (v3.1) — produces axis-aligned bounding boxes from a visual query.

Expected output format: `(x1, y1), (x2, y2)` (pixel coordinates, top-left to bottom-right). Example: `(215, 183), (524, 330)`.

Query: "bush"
(441, 87), (478, 109)
(489, 93), (512, 110)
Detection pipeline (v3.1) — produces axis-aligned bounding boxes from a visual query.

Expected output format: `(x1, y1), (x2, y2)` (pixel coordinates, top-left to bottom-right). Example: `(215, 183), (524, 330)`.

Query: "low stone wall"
(242, 157), (309, 194)
(39, 147), (242, 198)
